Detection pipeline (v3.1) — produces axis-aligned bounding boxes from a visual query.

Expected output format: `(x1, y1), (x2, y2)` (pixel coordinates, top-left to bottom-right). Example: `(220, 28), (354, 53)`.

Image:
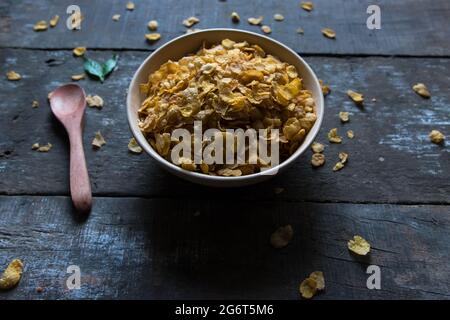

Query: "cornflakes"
(412, 83), (430, 98)
(429, 130), (444, 144)
(339, 152), (348, 164)
(296, 27), (304, 34)
(73, 47), (86, 57)
(333, 161), (344, 171)
(311, 142), (324, 153)
(34, 143), (52, 152)
(183, 17), (199, 27)
(319, 79), (330, 96)
(126, 2), (135, 10)
(145, 33), (161, 42)
(71, 73), (85, 81)
(261, 25), (272, 34)
(50, 15), (60, 27)
(274, 14), (284, 21)
(0, 259), (23, 290)
(309, 271), (325, 290)
(248, 16), (263, 25)
(6, 71), (21, 81)
(128, 138), (143, 154)
(311, 153), (325, 167)
(347, 130), (354, 139)
(270, 225), (293, 248)
(347, 90), (364, 105)
(321, 28), (336, 39)
(31, 143), (40, 150)
(300, 2), (314, 11)
(348, 235), (370, 255)
(112, 14), (121, 21)
(231, 12), (240, 23)
(138, 40), (317, 175)
(328, 128), (342, 143)
(86, 95), (104, 108)
(339, 111), (349, 123)
(299, 277), (317, 299)
(33, 20), (48, 31)
(32, 100), (39, 108)
(148, 20), (158, 30)
(92, 131), (106, 149)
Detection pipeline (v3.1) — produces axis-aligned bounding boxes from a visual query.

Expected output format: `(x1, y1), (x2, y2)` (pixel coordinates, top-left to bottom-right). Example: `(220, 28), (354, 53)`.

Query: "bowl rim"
(127, 28), (324, 182)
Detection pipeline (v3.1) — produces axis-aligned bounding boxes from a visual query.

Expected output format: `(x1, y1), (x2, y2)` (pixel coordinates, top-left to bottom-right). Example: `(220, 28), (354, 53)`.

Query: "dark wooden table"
(1, 0), (449, 300)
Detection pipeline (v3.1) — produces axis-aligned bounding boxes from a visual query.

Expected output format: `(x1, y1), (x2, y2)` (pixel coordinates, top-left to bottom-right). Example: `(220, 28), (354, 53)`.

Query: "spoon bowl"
(49, 84), (92, 213)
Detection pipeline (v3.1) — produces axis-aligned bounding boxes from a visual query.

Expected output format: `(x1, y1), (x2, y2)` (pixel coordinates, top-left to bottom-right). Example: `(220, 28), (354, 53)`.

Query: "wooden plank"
(1, 0), (450, 56)
(0, 195), (449, 299)
(1, 49), (449, 203)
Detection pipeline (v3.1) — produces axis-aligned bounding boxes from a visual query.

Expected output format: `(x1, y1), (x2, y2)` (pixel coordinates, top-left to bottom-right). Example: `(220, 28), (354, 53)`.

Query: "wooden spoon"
(49, 84), (92, 213)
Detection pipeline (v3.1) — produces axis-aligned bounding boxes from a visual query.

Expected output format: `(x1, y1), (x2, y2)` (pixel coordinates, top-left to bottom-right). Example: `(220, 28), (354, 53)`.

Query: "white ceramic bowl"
(127, 28), (324, 187)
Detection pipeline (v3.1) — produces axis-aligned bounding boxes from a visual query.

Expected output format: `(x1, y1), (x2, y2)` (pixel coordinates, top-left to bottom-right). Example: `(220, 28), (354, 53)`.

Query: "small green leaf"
(102, 54), (119, 77)
(84, 58), (104, 82)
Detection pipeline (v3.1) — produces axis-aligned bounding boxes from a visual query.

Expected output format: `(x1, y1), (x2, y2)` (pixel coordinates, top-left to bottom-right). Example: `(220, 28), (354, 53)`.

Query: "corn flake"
(261, 25), (272, 34)
(148, 20), (158, 30)
(71, 73), (85, 81)
(321, 28), (336, 39)
(112, 14), (121, 21)
(231, 12), (240, 23)
(309, 271), (325, 290)
(50, 15), (60, 27)
(73, 47), (86, 57)
(32, 100), (39, 108)
(348, 235), (371, 255)
(429, 130), (445, 144)
(145, 33), (161, 42)
(248, 16), (263, 25)
(92, 131), (106, 149)
(319, 79), (330, 96)
(128, 137), (143, 154)
(31, 143), (40, 150)
(183, 17), (199, 27)
(412, 83), (430, 99)
(296, 27), (304, 34)
(300, 2), (314, 12)
(86, 95), (104, 108)
(270, 225), (293, 249)
(347, 130), (354, 139)
(311, 142), (324, 153)
(0, 259), (24, 290)
(339, 152), (348, 164)
(339, 111), (349, 123)
(333, 161), (344, 171)
(33, 20), (48, 31)
(274, 14), (284, 21)
(299, 277), (317, 299)
(6, 71), (21, 81)
(347, 90), (364, 105)
(35, 143), (52, 152)
(328, 128), (342, 143)
(126, 1), (135, 10)
(311, 153), (325, 167)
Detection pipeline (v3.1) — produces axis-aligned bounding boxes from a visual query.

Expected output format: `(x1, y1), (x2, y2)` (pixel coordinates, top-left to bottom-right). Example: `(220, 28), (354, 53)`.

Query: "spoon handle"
(68, 129), (92, 213)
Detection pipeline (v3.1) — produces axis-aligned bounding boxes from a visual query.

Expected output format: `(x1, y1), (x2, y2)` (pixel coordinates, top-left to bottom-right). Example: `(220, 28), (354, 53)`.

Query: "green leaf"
(102, 54), (119, 78)
(84, 58), (104, 82)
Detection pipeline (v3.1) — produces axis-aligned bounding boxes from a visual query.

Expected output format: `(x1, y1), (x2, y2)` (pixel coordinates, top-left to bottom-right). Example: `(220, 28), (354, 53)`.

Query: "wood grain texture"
(1, 0), (450, 56)
(1, 49), (448, 203)
(0, 196), (449, 299)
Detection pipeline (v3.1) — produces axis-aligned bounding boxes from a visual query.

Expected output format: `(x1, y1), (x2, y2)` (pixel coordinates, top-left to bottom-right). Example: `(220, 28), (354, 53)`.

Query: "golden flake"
(126, 2), (135, 10)
(112, 14), (121, 21)
(339, 152), (348, 164)
(309, 271), (325, 290)
(32, 100), (39, 108)
(333, 161), (344, 171)
(92, 131), (106, 149)
(49, 15), (60, 27)
(6, 71), (21, 81)
(296, 27), (304, 34)
(248, 16), (263, 25)
(348, 235), (371, 255)
(311, 142), (324, 153)
(261, 25), (272, 34)
(339, 111), (349, 123)
(183, 16), (199, 27)
(299, 278), (317, 299)
(148, 20), (158, 31)
(73, 47), (86, 57)
(321, 28), (336, 39)
(347, 130), (354, 139)
(128, 137), (143, 154)
(274, 14), (284, 21)
(35, 143), (52, 152)
(300, 2), (314, 12)
(33, 20), (48, 31)
(145, 33), (161, 42)
(270, 225), (293, 249)
(347, 90), (364, 105)
(328, 128), (342, 143)
(412, 83), (430, 98)
(71, 73), (85, 81)
(319, 79), (330, 96)
(231, 12), (240, 23)
(31, 143), (40, 150)
(86, 95), (104, 108)
(429, 130), (445, 144)
(311, 153), (325, 167)
(0, 259), (24, 290)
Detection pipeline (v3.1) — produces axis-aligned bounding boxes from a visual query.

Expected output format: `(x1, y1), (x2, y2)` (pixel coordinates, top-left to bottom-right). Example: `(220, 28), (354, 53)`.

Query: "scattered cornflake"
(217, 168), (242, 176)
(179, 157), (197, 171)
(274, 13), (284, 21)
(338, 152), (348, 164)
(429, 130), (445, 144)
(36, 143), (52, 152)
(92, 131), (106, 149)
(33, 20), (48, 31)
(347, 130), (354, 139)
(6, 71), (21, 81)
(339, 111), (349, 123)
(71, 73), (85, 81)
(347, 90), (364, 105)
(311, 142), (324, 153)
(32, 100), (39, 108)
(412, 83), (431, 99)
(372, 98), (377, 102)
(185, 28), (201, 34)
(31, 143), (40, 150)
(300, 1), (314, 11)
(319, 79), (330, 96)
(231, 12), (240, 23)
(49, 15), (60, 27)
(321, 28), (336, 39)
(112, 14), (121, 21)
(128, 137), (143, 154)
(248, 16), (263, 25)
(274, 187), (284, 194)
(270, 225), (293, 249)
(73, 46), (86, 57)
(328, 128), (342, 143)
(261, 25), (272, 34)
(183, 16), (199, 27)
(333, 161), (344, 171)
(145, 33), (161, 42)
(296, 27), (304, 34)
(299, 278), (317, 299)
(348, 235), (371, 256)
(148, 20), (158, 30)
(126, 1), (135, 10)
(311, 153), (325, 167)
(86, 94), (104, 108)
(309, 271), (325, 290)
(0, 259), (24, 290)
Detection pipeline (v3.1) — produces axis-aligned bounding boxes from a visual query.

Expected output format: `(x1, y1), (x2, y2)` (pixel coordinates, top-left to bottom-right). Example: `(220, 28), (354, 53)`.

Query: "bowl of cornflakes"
(127, 29), (324, 187)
